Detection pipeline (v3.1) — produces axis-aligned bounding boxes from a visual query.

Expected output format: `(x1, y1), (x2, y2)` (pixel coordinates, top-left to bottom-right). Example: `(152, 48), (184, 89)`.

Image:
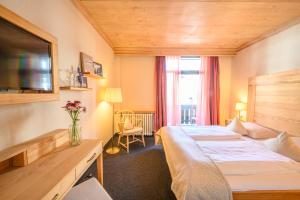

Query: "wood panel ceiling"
(74, 0), (300, 55)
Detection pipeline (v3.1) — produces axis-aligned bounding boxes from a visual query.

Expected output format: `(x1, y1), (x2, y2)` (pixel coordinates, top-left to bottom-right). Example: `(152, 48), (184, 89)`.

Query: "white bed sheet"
(196, 140), (300, 191)
(181, 126), (241, 141)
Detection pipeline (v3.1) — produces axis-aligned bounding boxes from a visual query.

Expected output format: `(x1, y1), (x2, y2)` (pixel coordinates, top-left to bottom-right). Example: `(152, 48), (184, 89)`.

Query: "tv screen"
(0, 17), (52, 93)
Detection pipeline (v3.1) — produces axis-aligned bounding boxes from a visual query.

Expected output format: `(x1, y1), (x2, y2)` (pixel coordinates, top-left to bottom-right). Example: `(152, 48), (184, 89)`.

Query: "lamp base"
(106, 147), (120, 154)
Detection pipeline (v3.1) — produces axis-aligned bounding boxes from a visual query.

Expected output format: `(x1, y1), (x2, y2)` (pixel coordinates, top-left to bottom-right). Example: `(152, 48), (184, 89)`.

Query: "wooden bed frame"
(233, 69), (300, 200)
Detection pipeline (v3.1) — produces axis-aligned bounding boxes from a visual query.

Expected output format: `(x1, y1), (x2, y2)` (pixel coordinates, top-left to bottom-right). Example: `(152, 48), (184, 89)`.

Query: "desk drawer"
(42, 169), (75, 200)
(75, 144), (101, 179)
(75, 160), (97, 186)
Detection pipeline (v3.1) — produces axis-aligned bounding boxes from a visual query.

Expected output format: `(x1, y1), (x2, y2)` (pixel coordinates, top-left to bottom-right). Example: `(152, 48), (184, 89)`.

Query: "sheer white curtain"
(166, 56), (181, 125)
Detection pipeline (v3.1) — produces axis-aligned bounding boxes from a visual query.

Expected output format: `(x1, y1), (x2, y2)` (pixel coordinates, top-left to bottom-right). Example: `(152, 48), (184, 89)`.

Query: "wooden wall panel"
(247, 85), (255, 122)
(254, 114), (300, 136)
(255, 106), (300, 122)
(255, 101), (300, 112)
(249, 69), (300, 136)
(249, 69), (300, 85)
(256, 84), (300, 96)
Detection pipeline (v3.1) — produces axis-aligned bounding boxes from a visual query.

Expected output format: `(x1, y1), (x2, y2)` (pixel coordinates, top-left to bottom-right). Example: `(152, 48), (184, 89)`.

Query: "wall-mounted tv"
(0, 17), (52, 93)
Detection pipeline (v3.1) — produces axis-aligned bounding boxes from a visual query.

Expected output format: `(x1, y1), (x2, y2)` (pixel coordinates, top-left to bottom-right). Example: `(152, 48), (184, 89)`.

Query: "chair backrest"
(115, 110), (136, 133)
(116, 110), (136, 124)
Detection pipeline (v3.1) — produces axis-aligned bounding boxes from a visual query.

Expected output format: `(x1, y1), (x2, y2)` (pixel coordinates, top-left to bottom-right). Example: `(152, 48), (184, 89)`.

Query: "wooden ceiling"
(74, 0), (300, 55)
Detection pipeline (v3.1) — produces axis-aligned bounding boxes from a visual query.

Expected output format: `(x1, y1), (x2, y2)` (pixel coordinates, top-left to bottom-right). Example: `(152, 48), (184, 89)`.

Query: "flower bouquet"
(63, 101), (86, 146)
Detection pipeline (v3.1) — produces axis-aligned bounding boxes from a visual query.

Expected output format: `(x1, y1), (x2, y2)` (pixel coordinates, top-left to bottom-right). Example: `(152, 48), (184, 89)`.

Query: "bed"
(157, 69), (300, 200)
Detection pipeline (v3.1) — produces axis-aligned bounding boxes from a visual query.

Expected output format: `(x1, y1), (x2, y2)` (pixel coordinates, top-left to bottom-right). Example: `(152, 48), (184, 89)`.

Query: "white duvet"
(197, 140), (300, 191)
(159, 126), (233, 200)
(158, 126), (300, 199)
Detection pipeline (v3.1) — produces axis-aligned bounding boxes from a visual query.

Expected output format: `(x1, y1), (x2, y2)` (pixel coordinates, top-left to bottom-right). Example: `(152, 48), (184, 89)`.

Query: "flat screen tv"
(0, 17), (52, 93)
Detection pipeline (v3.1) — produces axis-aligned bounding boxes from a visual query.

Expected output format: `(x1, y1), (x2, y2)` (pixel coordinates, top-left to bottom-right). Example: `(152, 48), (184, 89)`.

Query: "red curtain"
(155, 56), (167, 131)
(201, 56), (220, 125)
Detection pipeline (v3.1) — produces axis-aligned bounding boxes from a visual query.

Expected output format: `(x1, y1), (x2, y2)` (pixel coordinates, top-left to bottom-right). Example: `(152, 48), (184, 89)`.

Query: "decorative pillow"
(264, 132), (300, 161)
(243, 122), (278, 139)
(227, 118), (248, 135)
(124, 118), (134, 130)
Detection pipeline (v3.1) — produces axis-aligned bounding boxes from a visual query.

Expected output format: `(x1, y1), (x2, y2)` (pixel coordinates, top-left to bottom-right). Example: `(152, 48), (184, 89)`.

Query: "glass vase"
(69, 122), (81, 146)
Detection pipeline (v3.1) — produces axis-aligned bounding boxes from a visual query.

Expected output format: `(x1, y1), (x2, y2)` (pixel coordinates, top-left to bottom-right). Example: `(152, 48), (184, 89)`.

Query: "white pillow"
(227, 118), (248, 135)
(264, 132), (300, 161)
(243, 122), (278, 139)
(124, 118), (134, 130)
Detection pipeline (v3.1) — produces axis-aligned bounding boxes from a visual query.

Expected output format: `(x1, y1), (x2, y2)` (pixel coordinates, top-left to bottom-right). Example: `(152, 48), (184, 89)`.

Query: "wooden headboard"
(247, 69), (300, 136)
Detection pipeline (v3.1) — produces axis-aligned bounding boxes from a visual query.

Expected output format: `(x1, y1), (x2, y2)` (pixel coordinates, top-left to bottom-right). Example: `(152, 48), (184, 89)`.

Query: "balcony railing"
(181, 105), (197, 125)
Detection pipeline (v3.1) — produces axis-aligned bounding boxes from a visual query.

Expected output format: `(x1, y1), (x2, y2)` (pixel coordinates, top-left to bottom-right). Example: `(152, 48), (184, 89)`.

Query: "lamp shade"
(105, 88), (122, 103)
(235, 102), (245, 111)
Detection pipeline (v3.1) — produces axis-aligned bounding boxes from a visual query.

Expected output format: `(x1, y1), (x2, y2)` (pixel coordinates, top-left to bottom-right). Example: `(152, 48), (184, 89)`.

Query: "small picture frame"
(93, 62), (103, 77)
(77, 75), (88, 88)
(81, 77), (88, 88)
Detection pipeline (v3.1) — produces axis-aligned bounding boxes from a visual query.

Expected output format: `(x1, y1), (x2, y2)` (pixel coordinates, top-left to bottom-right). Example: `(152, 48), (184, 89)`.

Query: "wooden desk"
(0, 140), (103, 200)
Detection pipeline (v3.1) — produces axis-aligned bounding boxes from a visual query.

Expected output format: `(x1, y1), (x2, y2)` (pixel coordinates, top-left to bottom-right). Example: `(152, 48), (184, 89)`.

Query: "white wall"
(230, 23), (300, 117)
(114, 56), (156, 112)
(0, 0), (116, 150)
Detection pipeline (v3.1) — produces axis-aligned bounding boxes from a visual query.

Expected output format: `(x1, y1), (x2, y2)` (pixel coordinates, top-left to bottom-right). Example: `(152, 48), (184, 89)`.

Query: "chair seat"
(123, 127), (143, 135)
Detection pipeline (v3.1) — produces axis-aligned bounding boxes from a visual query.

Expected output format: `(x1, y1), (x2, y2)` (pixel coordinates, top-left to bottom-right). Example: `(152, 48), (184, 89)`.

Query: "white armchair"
(116, 110), (146, 153)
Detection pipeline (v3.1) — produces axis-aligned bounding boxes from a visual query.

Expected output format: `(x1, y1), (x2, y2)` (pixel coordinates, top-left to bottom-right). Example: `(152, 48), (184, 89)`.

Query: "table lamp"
(105, 88), (122, 154)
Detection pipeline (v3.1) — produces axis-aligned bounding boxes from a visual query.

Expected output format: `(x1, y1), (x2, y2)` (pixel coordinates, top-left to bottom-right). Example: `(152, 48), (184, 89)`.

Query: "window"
(166, 56), (202, 126)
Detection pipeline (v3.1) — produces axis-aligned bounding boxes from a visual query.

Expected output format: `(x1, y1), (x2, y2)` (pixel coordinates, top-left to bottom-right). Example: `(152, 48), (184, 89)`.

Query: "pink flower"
(63, 101), (86, 120)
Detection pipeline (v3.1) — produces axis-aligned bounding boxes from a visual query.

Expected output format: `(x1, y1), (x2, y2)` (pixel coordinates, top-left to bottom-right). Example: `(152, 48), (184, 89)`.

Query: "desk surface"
(0, 140), (101, 200)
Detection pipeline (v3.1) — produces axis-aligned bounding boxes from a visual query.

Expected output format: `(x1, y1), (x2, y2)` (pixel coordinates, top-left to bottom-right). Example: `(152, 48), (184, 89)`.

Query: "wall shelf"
(83, 72), (104, 80)
(60, 86), (92, 91)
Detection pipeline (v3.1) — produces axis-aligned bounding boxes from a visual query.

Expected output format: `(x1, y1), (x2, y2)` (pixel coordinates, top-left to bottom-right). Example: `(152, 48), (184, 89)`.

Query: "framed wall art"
(80, 52), (94, 73)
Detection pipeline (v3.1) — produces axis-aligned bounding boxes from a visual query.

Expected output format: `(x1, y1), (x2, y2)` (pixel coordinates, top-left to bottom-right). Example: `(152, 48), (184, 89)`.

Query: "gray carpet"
(103, 136), (176, 200)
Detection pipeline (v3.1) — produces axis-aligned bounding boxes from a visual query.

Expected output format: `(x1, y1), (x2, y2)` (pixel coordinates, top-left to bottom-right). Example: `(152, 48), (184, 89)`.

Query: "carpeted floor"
(103, 135), (176, 200)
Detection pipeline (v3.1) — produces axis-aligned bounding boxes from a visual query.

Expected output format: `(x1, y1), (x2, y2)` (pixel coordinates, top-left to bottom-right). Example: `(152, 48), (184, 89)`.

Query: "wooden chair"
(116, 110), (146, 153)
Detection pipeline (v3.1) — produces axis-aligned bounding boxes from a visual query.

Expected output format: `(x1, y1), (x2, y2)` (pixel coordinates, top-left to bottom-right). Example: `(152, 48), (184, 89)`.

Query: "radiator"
(114, 112), (154, 136)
